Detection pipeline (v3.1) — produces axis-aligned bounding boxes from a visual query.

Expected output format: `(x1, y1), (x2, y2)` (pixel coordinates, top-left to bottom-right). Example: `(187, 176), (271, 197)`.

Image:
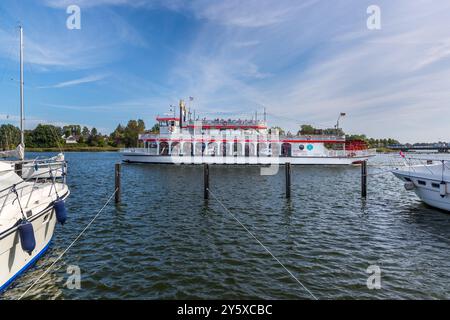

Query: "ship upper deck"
(184, 119), (267, 129)
(139, 132), (345, 143)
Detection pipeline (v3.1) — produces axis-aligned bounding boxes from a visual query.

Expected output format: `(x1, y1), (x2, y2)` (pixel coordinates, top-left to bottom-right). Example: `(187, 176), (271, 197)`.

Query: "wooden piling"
(204, 164), (210, 199)
(115, 163), (121, 204)
(361, 160), (367, 198)
(204, 164), (209, 200)
(285, 162), (291, 198)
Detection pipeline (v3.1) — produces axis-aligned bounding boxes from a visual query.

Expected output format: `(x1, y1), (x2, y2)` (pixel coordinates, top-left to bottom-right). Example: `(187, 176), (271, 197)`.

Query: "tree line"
(0, 119), (151, 150)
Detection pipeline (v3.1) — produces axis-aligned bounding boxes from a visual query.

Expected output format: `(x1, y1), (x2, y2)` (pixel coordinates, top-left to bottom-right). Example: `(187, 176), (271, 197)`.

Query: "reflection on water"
(3, 152), (450, 299)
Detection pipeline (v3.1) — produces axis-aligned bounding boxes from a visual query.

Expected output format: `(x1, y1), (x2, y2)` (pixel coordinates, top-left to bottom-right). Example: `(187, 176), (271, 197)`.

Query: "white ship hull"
(121, 152), (372, 165)
(393, 164), (450, 212)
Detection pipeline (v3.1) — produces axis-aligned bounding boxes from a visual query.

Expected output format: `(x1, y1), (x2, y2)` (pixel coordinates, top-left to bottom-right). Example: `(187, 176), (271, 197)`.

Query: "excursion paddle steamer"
(121, 101), (375, 165)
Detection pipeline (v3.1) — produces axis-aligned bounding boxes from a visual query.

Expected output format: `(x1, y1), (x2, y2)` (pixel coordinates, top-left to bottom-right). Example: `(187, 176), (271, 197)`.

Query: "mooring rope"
(207, 187), (318, 300)
(18, 188), (118, 300)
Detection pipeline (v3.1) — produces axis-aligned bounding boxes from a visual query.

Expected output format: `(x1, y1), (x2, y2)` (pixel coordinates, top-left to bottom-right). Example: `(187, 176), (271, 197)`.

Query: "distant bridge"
(388, 144), (450, 153)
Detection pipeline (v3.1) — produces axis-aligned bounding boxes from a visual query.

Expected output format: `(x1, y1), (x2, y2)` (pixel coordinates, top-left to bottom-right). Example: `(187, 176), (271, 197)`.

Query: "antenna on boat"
(179, 99), (185, 129)
(19, 25), (25, 160)
(263, 107), (266, 122)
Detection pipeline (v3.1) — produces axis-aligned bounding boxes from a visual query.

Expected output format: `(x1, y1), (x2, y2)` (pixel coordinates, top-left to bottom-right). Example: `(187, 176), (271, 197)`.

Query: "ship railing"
(325, 149), (377, 158)
(279, 135), (345, 141)
(399, 156), (450, 177)
(138, 133), (347, 142)
(0, 160), (67, 217)
(186, 119), (267, 126)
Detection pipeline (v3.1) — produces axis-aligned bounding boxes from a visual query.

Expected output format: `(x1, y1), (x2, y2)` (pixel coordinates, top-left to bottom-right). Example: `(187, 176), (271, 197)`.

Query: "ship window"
(404, 177), (411, 182)
(418, 180), (426, 186)
(432, 183), (440, 188)
(299, 144), (304, 150)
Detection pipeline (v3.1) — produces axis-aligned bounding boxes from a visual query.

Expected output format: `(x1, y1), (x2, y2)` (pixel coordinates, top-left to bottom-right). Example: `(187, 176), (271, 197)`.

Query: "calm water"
(3, 152), (450, 299)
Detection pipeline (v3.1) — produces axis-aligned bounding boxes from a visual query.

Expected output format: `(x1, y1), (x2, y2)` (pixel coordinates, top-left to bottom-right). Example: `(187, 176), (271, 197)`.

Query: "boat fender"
(440, 181), (446, 198)
(54, 198), (67, 225)
(34, 163), (38, 171)
(404, 181), (415, 191)
(18, 220), (36, 255)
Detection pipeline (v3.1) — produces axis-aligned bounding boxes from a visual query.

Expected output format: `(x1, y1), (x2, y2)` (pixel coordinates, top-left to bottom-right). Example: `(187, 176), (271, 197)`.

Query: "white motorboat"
(392, 159), (450, 211)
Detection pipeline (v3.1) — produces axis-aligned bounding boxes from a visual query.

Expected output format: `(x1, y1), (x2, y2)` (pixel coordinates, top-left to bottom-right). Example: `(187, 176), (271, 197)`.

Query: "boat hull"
(393, 170), (450, 212)
(121, 153), (372, 165)
(0, 191), (69, 292)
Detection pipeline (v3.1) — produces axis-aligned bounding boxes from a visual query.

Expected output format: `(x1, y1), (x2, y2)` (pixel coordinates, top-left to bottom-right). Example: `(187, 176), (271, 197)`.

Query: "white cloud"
(13, 0), (450, 141)
(161, 0), (450, 142)
(39, 74), (107, 88)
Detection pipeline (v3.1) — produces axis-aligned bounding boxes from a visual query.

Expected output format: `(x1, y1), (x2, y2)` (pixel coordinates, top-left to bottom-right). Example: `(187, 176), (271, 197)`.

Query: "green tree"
(82, 126), (90, 139)
(123, 119), (145, 147)
(28, 124), (63, 148)
(150, 123), (160, 133)
(62, 125), (81, 138)
(109, 124), (125, 147)
(0, 124), (21, 150)
(269, 126), (285, 135)
(299, 124), (316, 135)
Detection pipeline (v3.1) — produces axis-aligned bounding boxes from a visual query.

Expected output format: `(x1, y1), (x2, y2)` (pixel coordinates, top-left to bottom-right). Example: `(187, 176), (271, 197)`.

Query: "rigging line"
(207, 187), (318, 300)
(18, 188), (118, 300)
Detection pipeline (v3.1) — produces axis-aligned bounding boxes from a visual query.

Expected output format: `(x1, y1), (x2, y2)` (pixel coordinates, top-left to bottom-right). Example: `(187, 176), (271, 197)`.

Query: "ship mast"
(19, 25), (25, 159)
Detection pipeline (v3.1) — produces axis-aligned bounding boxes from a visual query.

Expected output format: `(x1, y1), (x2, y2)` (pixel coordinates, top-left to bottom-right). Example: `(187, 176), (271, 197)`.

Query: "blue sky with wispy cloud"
(1, 0), (449, 142)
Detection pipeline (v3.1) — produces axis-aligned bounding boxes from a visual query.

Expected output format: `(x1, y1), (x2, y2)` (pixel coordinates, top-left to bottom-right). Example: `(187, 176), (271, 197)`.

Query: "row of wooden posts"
(114, 161), (368, 203)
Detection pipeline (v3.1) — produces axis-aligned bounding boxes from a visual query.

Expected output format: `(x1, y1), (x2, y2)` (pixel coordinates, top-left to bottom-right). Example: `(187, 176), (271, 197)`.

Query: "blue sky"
(1, 0), (450, 142)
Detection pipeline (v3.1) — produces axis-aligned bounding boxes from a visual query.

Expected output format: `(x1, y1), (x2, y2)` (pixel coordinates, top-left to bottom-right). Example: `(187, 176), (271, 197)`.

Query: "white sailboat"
(0, 26), (70, 292)
(392, 158), (450, 212)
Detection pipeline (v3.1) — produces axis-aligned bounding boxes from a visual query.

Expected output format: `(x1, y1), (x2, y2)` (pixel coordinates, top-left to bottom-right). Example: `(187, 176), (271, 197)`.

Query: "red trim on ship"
(156, 117), (180, 121)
